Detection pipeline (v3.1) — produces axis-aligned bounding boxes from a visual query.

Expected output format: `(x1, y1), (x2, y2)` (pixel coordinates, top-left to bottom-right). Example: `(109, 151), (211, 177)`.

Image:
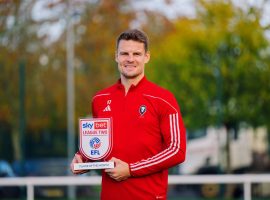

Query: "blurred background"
(0, 0), (270, 199)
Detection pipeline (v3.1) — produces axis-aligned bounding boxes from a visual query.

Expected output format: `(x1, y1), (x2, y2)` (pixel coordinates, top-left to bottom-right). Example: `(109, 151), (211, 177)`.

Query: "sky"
(31, 0), (270, 43)
(131, 0), (196, 19)
(132, 0), (270, 25)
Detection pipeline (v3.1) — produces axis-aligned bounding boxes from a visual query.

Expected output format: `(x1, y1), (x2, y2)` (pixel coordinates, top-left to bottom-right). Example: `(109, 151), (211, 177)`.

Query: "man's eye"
(120, 52), (128, 56)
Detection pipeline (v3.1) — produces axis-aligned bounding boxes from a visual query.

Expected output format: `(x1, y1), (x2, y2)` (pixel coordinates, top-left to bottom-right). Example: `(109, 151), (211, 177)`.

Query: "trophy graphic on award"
(74, 118), (114, 170)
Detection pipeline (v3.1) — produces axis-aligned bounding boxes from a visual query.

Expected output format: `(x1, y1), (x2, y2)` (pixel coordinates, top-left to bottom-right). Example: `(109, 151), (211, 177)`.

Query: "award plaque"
(74, 118), (114, 170)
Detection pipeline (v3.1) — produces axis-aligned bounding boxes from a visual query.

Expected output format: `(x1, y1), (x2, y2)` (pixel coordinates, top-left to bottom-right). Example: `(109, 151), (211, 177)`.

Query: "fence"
(1, 174), (270, 200)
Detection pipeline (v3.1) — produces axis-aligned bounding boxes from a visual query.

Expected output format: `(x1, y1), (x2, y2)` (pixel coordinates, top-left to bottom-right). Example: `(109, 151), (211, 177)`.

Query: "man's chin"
(122, 73), (140, 79)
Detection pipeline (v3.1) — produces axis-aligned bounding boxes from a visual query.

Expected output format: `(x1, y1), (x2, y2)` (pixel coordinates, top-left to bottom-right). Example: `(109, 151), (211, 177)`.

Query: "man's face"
(115, 40), (150, 80)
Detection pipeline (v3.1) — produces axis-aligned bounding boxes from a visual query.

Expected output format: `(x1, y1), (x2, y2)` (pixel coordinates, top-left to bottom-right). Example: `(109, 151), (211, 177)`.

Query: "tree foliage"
(0, 0), (137, 159)
(147, 0), (270, 130)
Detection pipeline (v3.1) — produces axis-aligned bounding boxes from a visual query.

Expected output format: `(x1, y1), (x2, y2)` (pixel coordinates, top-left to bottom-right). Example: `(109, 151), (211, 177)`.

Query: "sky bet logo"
(82, 122), (94, 129)
(82, 122), (107, 129)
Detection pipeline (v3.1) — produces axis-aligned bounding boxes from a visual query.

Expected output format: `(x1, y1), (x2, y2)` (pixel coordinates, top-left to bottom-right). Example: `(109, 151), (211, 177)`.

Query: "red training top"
(80, 76), (186, 200)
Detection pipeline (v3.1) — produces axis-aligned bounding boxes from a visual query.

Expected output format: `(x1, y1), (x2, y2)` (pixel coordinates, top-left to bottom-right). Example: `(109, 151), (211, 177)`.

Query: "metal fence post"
(244, 181), (251, 200)
(27, 184), (34, 200)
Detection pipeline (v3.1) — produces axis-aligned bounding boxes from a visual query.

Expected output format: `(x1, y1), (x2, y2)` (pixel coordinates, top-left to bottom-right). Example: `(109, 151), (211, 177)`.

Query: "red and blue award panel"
(74, 118), (114, 170)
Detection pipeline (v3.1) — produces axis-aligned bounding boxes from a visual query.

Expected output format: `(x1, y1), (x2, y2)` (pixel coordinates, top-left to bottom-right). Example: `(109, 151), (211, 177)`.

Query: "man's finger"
(70, 153), (89, 175)
(75, 153), (83, 163)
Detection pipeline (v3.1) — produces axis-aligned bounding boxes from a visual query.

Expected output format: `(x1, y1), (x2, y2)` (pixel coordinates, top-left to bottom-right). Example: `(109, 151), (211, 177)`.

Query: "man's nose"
(127, 54), (134, 62)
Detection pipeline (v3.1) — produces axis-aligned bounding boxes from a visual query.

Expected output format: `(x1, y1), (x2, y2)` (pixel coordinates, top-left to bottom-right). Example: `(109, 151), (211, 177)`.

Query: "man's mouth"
(125, 65), (136, 69)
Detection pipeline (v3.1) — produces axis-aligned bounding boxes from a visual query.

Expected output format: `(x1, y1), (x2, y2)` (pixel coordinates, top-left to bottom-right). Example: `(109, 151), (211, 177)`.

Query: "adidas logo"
(103, 105), (111, 112)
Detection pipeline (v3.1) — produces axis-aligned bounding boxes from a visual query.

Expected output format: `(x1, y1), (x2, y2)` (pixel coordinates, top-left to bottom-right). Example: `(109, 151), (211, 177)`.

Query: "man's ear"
(145, 51), (150, 64)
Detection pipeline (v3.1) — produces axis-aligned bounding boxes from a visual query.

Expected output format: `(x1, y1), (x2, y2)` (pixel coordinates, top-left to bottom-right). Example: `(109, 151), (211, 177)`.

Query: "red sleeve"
(129, 93), (186, 176)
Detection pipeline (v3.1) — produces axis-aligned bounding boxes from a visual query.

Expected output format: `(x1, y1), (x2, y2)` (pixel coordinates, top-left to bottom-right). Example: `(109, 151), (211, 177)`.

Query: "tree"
(0, 0), (138, 160)
(0, 0), (44, 161)
(146, 0), (270, 172)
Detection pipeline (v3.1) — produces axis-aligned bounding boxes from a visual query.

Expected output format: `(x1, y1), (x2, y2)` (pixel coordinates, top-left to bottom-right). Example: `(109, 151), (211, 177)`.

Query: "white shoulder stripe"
(130, 113), (180, 170)
(130, 113), (181, 171)
(143, 94), (177, 112)
(92, 93), (110, 101)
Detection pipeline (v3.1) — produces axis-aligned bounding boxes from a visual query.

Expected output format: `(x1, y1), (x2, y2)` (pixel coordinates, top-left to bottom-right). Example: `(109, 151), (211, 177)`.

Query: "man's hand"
(70, 153), (89, 175)
(105, 157), (131, 182)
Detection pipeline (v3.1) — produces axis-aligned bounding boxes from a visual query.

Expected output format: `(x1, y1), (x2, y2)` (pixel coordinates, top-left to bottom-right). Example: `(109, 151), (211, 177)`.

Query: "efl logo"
(90, 137), (101, 149)
(89, 138), (101, 155)
(91, 150), (100, 155)
(94, 121), (107, 129)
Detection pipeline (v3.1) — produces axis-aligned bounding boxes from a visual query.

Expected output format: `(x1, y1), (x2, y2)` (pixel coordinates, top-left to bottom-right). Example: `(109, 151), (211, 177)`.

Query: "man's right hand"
(70, 153), (89, 175)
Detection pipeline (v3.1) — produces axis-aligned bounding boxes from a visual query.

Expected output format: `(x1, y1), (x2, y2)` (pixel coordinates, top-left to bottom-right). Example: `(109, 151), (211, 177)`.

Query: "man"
(70, 29), (186, 200)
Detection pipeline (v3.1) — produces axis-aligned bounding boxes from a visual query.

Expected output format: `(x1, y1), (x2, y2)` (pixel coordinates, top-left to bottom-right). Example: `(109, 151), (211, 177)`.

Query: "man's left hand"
(105, 157), (131, 182)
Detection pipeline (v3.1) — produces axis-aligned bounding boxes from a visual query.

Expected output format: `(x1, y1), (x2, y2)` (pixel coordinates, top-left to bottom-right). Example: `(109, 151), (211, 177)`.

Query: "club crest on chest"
(139, 105), (147, 116)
